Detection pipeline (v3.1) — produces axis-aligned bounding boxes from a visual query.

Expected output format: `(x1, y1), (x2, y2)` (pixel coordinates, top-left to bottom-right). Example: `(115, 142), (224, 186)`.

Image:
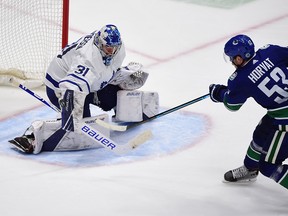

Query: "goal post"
(0, 0), (69, 88)
(62, 0), (69, 50)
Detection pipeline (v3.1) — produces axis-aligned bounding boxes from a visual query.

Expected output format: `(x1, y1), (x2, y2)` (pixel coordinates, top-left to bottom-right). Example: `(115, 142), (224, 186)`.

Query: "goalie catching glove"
(110, 62), (149, 90)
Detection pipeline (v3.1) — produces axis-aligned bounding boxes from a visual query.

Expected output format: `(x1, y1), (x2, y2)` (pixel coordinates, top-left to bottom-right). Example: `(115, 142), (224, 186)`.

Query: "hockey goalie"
(9, 24), (159, 154)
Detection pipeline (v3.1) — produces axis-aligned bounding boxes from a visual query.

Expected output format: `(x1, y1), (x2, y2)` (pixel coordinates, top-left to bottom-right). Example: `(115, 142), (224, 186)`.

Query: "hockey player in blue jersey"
(209, 34), (288, 190)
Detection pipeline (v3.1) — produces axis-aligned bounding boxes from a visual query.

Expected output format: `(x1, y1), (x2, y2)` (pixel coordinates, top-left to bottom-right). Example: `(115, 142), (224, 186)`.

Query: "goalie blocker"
(115, 90), (159, 122)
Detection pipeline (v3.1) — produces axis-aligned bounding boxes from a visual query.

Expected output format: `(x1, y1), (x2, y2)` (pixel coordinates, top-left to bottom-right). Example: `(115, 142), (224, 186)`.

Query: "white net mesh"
(0, 0), (66, 85)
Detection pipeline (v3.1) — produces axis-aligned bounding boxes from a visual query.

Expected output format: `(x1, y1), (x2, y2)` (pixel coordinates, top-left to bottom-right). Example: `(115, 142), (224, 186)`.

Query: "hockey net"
(0, 0), (69, 88)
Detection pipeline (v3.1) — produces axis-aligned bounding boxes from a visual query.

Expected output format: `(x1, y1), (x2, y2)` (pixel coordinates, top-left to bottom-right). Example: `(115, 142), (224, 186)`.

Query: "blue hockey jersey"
(224, 44), (288, 122)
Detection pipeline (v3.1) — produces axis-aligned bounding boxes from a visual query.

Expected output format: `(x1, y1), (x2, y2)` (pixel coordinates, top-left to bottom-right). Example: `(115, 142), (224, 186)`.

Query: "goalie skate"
(9, 135), (34, 154)
(223, 165), (258, 183)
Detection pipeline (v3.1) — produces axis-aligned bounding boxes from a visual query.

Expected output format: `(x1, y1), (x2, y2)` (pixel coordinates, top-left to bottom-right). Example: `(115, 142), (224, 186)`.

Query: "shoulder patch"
(229, 72), (237, 81)
(259, 44), (270, 50)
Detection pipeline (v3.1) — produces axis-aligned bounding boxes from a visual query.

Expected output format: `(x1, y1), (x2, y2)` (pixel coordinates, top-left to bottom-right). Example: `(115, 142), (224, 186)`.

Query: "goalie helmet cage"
(0, 0), (69, 88)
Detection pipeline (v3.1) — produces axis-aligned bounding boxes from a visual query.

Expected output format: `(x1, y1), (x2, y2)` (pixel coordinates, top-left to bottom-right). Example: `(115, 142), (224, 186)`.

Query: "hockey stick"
(18, 83), (60, 112)
(12, 80), (152, 154)
(96, 93), (210, 131)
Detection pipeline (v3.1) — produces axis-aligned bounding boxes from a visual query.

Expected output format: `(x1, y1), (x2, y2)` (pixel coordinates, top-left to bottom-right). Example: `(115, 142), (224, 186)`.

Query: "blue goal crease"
(0, 106), (209, 167)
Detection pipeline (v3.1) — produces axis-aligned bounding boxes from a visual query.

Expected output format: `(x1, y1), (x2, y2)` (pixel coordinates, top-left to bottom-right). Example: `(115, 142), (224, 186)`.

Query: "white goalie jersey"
(45, 31), (149, 96)
(44, 31), (126, 94)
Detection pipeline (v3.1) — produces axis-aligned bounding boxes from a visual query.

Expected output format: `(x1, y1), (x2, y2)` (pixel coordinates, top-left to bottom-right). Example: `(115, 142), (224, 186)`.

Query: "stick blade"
(96, 119), (127, 131)
(116, 130), (152, 154)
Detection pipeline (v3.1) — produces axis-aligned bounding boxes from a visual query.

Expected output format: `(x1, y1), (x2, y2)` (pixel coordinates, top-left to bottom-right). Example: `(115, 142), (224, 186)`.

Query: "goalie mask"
(94, 24), (122, 65)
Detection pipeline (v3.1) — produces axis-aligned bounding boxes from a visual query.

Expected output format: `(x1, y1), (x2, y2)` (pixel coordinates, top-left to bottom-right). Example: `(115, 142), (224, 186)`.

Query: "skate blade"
(8, 139), (28, 153)
(8, 139), (17, 144)
(222, 178), (257, 184)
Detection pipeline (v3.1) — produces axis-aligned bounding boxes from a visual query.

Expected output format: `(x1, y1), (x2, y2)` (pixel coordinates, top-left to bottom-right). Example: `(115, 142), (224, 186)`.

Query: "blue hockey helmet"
(94, 24), (122, 65)
(224, 34), (255, 61)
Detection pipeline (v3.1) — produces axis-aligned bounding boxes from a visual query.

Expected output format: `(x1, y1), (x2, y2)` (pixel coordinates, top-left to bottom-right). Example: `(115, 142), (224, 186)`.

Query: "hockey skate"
(9, 134), (35, 154)
(223, 165), (259, 183)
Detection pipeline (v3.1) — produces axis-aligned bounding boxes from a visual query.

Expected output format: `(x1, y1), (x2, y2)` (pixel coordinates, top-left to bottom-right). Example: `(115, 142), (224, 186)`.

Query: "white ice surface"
(0, 0), (288, 215)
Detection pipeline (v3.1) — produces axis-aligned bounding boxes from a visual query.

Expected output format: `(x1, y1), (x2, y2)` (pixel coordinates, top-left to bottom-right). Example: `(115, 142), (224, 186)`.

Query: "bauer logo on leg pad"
(126, 91), (141, 96)
(81, 125), (116, 150)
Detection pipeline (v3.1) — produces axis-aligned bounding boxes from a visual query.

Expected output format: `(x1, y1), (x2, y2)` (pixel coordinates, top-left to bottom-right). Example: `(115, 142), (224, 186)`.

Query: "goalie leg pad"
(115, 90), (159, 122)
(30, 119), (62, 154)
(116, 90), (143, 122)
(142, 91), (159, 119)
(29, 114), (110, 154)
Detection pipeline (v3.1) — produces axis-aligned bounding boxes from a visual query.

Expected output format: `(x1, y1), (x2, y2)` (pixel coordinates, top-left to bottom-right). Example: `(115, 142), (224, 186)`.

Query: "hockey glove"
(59, 89), (86, 132)
(109, 62), (149, 90)
(209, 84), (228, 103)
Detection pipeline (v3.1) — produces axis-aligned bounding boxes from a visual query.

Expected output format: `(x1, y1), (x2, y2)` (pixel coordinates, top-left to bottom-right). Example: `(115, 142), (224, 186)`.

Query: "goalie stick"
(11, 79), (152, 154)
(96, 93), (210, 131)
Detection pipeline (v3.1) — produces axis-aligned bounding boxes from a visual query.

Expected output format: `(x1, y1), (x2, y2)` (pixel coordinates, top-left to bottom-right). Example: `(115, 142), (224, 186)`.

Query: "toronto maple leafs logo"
(103, 25), (121, 46)
(100, 81), (108, 89)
